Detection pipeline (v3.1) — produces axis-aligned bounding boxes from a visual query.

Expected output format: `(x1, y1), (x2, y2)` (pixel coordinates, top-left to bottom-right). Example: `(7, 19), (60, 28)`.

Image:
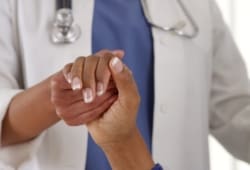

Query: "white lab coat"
(0, 0), (249, 170)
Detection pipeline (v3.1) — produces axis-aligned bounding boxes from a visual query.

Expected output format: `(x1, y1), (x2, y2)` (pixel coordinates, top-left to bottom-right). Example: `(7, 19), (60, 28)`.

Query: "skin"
(92, 59), (155, 170)
(2, 49), (155, 169)
(52, 50), (124, 126)
(62, 54), (154, 169)
(1, 50), (122, 146)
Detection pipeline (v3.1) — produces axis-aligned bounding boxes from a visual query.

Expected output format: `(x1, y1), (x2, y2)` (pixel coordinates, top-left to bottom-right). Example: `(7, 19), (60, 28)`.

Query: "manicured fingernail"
(83, 88), (94, 103)
(72, 77), (82, 90)
(97, 82), (104, 96)
(111, 57), (123, 73)
(67, 73), (72, 84)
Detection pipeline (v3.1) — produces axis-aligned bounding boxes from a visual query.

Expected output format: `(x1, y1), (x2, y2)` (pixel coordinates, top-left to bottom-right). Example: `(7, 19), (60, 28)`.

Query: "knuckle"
(104, 52), (113, 58)
(89, 56), (99, 64)
(64, 63), (73, 70)
(101, 49), (110, 53)
(72, 57), (85, 73)
(96, 60), (110, 76)
(105, 54), (114, 64)
(63, 64), (73, 77)
(75, 56), (85, 62)
(50, 74), (64, 89)
(96, 49), (111, 56)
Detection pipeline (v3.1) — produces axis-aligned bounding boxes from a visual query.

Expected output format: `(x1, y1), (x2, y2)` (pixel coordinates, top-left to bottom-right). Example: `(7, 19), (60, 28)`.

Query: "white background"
(210, 0), (250, 170)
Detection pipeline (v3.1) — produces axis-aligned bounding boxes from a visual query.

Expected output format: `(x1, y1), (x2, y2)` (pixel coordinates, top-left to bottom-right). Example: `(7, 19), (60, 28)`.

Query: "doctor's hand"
(86, 56), (139, 146)
(86, 57), (154, 170)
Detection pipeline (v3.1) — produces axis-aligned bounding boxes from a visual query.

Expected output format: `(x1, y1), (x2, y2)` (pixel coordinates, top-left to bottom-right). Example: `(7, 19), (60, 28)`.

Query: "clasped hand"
(50, 50), (140, 146)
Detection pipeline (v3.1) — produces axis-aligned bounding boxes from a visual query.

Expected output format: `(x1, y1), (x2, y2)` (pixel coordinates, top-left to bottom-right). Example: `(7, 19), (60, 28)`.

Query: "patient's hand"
(50, 50), (124, 126)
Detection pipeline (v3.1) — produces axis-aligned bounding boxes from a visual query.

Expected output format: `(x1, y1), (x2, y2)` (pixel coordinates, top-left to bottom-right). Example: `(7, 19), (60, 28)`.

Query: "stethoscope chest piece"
(51, 7), (81, 44)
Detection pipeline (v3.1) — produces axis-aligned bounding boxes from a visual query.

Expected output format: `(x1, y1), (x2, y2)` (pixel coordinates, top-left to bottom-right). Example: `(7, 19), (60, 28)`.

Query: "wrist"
(101, 128), (154, 170)
(2, 76), (60, 146)
(100, 126), (139, 152)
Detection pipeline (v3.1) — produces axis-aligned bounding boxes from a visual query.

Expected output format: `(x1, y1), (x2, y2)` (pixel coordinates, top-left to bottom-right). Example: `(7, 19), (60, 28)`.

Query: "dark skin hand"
(59, 52), (154, 170)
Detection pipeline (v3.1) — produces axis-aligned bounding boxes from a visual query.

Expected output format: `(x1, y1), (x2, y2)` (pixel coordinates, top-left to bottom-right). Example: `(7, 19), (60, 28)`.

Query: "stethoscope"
(51, 0), (81, 44)
(51, 0), (199, 44)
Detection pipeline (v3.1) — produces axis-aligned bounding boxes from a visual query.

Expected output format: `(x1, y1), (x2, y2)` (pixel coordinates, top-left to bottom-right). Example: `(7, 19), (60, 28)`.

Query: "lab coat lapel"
(150, 0), (187, 168)
(148, 0), (200, 169)
(150, 0), (212, 169)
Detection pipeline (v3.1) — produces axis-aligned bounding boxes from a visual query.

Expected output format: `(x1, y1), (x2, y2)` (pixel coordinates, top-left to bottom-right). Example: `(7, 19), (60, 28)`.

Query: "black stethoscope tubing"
(57, 0), (72, 10)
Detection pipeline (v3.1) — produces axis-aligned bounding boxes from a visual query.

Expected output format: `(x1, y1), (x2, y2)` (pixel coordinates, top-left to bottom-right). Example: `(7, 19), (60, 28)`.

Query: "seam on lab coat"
(0, 89), (23, 147)
(9, 0), (25, 88)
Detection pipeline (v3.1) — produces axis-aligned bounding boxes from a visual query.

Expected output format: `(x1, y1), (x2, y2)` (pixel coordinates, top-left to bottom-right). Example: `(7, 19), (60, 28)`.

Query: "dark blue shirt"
(86, 0), (154, 169)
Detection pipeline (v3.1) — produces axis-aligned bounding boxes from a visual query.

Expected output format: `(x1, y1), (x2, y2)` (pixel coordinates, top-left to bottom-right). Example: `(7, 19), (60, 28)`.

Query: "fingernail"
(83, 88), (94, 103)
(97, 82), (104, 96)
(67, 73), (72, 84)
(111, 57), (123, 73)
(72, 77), (82, 90)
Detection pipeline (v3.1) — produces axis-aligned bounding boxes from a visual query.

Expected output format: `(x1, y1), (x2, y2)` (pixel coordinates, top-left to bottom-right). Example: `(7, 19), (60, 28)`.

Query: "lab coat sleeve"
(209, 0), (250, 163)
(0, 0), (45, 168)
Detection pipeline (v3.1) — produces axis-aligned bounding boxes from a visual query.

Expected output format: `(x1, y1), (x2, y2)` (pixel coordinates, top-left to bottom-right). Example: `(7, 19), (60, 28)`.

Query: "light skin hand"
(2, 73), (118, 146)
(50, 71), (118, 126)
(2, 77), (60, 146)
(1, 50), (123, 146)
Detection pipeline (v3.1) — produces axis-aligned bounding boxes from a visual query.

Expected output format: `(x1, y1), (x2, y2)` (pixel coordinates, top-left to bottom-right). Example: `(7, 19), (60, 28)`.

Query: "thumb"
(109, 57), (137, 98)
